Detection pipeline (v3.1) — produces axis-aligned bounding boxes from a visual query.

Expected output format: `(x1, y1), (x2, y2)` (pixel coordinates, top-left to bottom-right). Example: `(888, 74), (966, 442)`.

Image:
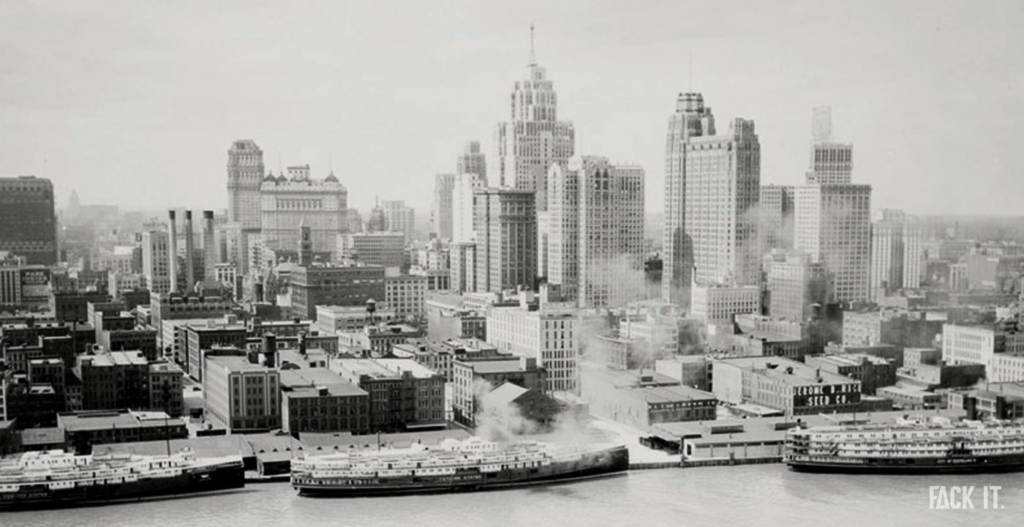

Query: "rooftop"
(375, 358), (443, 379)
(280, 369), (367, 398)
(58, 410), (184, 432)
(206, 355), (274, 373)
(717, 356), (853, 386)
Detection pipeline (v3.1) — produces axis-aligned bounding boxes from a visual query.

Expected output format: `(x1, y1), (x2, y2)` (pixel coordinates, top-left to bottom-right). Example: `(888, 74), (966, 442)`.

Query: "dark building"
(0, 176), (57, 265)
(58, 410), (188, 454)
(50, 292), (113, 323)
(73, 351), (151, 412)
(289, 264), (386, 320)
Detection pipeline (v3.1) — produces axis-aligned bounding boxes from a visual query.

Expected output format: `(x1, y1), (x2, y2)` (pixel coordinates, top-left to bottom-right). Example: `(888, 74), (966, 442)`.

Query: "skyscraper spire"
(529, 24), (536, 66)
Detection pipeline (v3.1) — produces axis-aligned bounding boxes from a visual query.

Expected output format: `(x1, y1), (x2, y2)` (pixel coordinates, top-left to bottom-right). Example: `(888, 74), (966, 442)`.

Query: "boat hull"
(0, 460), (245, 511)
(786, 453), (1024, 474)
(295, 445), (629, 497)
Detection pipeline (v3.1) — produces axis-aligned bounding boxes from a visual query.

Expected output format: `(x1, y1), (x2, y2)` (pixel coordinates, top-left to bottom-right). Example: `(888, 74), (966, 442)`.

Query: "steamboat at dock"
(785, 416), (1024, 474)
(291, 436), (629, 496)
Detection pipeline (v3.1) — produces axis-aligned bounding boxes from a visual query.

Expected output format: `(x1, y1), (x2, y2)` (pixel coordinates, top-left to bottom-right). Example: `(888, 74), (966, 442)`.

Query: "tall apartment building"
(226, 140), (265, 230)
(260, 166), (348, 254)
(474, 188), (536, 294)
(381, 200), (415, 243)
(765, 251), (831, 322)
(141, 231), (171, 295)
(457, 140), (487, 180)
(431, 173), (455, 240)
(0, 176), (57, 265)
(487, 305), (579, 393)
(795, 107), (871, 303)
(451, 173), (484, 243)
(759, 184), (795, 255)
(870, 209), (923, 298)
(546, 156), (645, 307)
(494, 28), (574, 213)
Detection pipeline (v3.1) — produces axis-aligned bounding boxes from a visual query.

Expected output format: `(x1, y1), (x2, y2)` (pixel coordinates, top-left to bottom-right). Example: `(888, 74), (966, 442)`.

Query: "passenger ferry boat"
(0, 449), (245, 510)
(291, 436), (629, 496)
(785, 416), (1024, 473)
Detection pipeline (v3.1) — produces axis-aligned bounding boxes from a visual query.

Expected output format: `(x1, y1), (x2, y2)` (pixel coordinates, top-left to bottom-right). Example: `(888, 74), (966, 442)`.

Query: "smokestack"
(184, 210), (195, 290)
(202, 211), (216, 287)
(168, 210), (178, 293)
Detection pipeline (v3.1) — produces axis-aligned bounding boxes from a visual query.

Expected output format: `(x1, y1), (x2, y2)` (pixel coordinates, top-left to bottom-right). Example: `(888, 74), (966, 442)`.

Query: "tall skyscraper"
(546, 156), (645, 307)
(141, 230), (171, 295)
(451, 173), (484, 243)
(662, 94), (761, 305)
(759, 184), (795, 256)
(0, 176), (57, 265)
(765, 250), (831, 322)
(457, 141), (487, 181)
(795, 108), (872, 303)
(870, 209), (922, 298)
(661, 92), (716, 307)
(226, 140), (265, 230)
(474, 188), (536, 293)
(494, 26), (574, 212)
(381, 200), (415, 243)
(431, 173), (455, 240)
(806, 107), (853, 185)
(259, 165), (348, 253)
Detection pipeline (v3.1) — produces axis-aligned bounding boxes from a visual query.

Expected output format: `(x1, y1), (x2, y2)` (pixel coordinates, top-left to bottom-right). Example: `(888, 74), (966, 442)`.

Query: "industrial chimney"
(202, 210), (216, 288)
(184, 210), (195, 290)
(167, 210), (178, 293)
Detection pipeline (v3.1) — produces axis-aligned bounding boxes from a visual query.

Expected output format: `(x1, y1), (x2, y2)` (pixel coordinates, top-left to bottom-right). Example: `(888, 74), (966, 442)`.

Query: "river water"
(4, 465), (1020, 527)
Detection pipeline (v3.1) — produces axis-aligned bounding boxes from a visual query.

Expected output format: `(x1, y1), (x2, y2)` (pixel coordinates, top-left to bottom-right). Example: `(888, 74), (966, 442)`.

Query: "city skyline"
(1, 1), (1021, 217)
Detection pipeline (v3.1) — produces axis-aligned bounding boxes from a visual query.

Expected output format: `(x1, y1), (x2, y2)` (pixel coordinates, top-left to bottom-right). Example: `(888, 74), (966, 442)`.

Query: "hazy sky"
(1, 1), (1021, 218)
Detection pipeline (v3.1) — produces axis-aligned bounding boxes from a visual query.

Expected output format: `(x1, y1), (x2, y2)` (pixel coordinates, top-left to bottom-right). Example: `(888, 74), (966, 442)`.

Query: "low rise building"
(451, 355), (546, 427)
(805, 353), (897, 395)
(59, 410), (188, 454)
(330, 358), (446, 432)
(280, 369), (369, 437)
(580, 368), (717, 431)
(711, 356), (861, 415)
(203, 354), (281, 433)
(316, 304), (398, 334)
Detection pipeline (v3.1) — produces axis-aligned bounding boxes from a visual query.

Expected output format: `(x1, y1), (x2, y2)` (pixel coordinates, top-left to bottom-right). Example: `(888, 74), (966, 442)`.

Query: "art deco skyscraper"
(661, 93), (761, 308)
(226, 140), (265, 230)
(661, 92), (716, 307)
(795, 107), (872, 303)
(547, 156), (645, 308)
(494, 26), (574, 212)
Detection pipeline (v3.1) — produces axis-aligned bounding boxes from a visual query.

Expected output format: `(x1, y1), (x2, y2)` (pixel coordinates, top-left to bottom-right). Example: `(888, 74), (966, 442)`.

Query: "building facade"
(870, 209), (923, 298)
(226, 140), (265, 231)
(474, 188), (536, 294)
(0, 176), (57, 265)
(260, 168), (348, 254)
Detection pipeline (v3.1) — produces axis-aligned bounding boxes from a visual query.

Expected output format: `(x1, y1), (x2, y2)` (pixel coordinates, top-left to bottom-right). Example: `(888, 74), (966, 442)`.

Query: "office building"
(759, 184), (795, 255)
(380, 200), (415, 244)
(494, 28), (575, 212)
(338, 232), (405, 268)
(765, 251), (831, 322)
(280, 369), (369, 436)
(487, 304), (579, 392)
(226, 139), (265, 230)
(661, 94), (759, 306)
(203, 354), (281, 433)
(457, 140), (487, 180)
(474, 188), (536, 293)
(431, 173), (455, 239)
(546, 156), (645, 307)
(795, 108), (872, 303)
(331, 358), (446, 432)
(384, 273), (427, 319)
(870, 209), (923, 298)
(452, 173), (485, 243)
(0, 176), (57, 265)
(141, 231), (171, 295)
(451, 355), (546, 427)
(289, 264), (386, 320)
(260, 166), (348, 254)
